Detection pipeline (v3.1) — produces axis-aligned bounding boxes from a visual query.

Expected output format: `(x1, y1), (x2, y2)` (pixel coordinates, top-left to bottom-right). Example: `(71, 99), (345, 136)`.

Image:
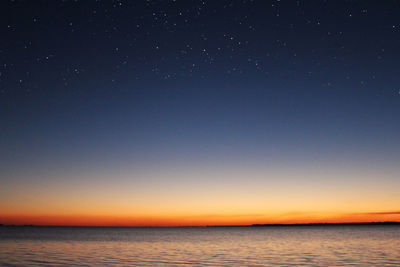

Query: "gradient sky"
(1, 0), (400, 226)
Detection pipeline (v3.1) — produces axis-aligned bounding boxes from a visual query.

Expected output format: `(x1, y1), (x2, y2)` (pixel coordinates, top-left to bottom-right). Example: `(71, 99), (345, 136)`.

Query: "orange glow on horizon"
(2, 164), (399, 227)
(1, 212), (399, 227)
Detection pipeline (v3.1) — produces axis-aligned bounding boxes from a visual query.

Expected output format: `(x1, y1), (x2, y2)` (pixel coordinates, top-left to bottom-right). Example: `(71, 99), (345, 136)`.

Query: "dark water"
(0, 226), (399, 266)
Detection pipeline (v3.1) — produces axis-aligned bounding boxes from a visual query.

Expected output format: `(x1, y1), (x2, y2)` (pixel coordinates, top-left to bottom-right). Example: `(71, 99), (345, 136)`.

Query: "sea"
(0, 225), (399, 266)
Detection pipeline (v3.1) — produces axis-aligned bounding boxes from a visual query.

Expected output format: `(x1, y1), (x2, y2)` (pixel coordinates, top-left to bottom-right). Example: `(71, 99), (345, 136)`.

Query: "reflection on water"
(1, 226), (399, 266)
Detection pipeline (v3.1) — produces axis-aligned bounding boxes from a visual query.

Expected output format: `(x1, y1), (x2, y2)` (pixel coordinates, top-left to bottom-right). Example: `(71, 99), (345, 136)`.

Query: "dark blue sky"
(1, 1), (400, 216)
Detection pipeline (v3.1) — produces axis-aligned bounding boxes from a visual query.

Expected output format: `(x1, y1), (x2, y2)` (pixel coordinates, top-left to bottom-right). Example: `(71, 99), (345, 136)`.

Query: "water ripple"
(0, 226), (399, 266)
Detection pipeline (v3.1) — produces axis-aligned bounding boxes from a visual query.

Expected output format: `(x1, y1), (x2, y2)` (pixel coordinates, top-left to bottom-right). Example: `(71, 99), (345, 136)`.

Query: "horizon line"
(2, 221), (399, 228)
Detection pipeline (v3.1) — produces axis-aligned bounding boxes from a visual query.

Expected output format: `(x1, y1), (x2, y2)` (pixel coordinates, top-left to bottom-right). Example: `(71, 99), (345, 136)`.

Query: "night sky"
(1, 0), (400, 226)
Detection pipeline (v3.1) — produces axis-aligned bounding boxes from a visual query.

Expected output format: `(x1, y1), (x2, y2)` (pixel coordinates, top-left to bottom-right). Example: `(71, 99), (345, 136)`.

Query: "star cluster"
(1, 0), (399, 97)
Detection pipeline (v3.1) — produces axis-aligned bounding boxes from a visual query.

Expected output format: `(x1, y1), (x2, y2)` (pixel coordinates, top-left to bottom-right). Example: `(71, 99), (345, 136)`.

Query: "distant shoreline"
(1, 222), (399, 228)
(250, 221), (400, 227)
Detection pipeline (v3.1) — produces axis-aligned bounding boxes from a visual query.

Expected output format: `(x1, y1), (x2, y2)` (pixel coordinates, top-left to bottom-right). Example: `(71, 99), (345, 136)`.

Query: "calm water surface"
(0, 226), (399, 266)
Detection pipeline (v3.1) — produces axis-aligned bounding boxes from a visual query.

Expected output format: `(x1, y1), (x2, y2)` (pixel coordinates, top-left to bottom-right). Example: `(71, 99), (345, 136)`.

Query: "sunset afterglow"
(1, 0), (399, 227)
